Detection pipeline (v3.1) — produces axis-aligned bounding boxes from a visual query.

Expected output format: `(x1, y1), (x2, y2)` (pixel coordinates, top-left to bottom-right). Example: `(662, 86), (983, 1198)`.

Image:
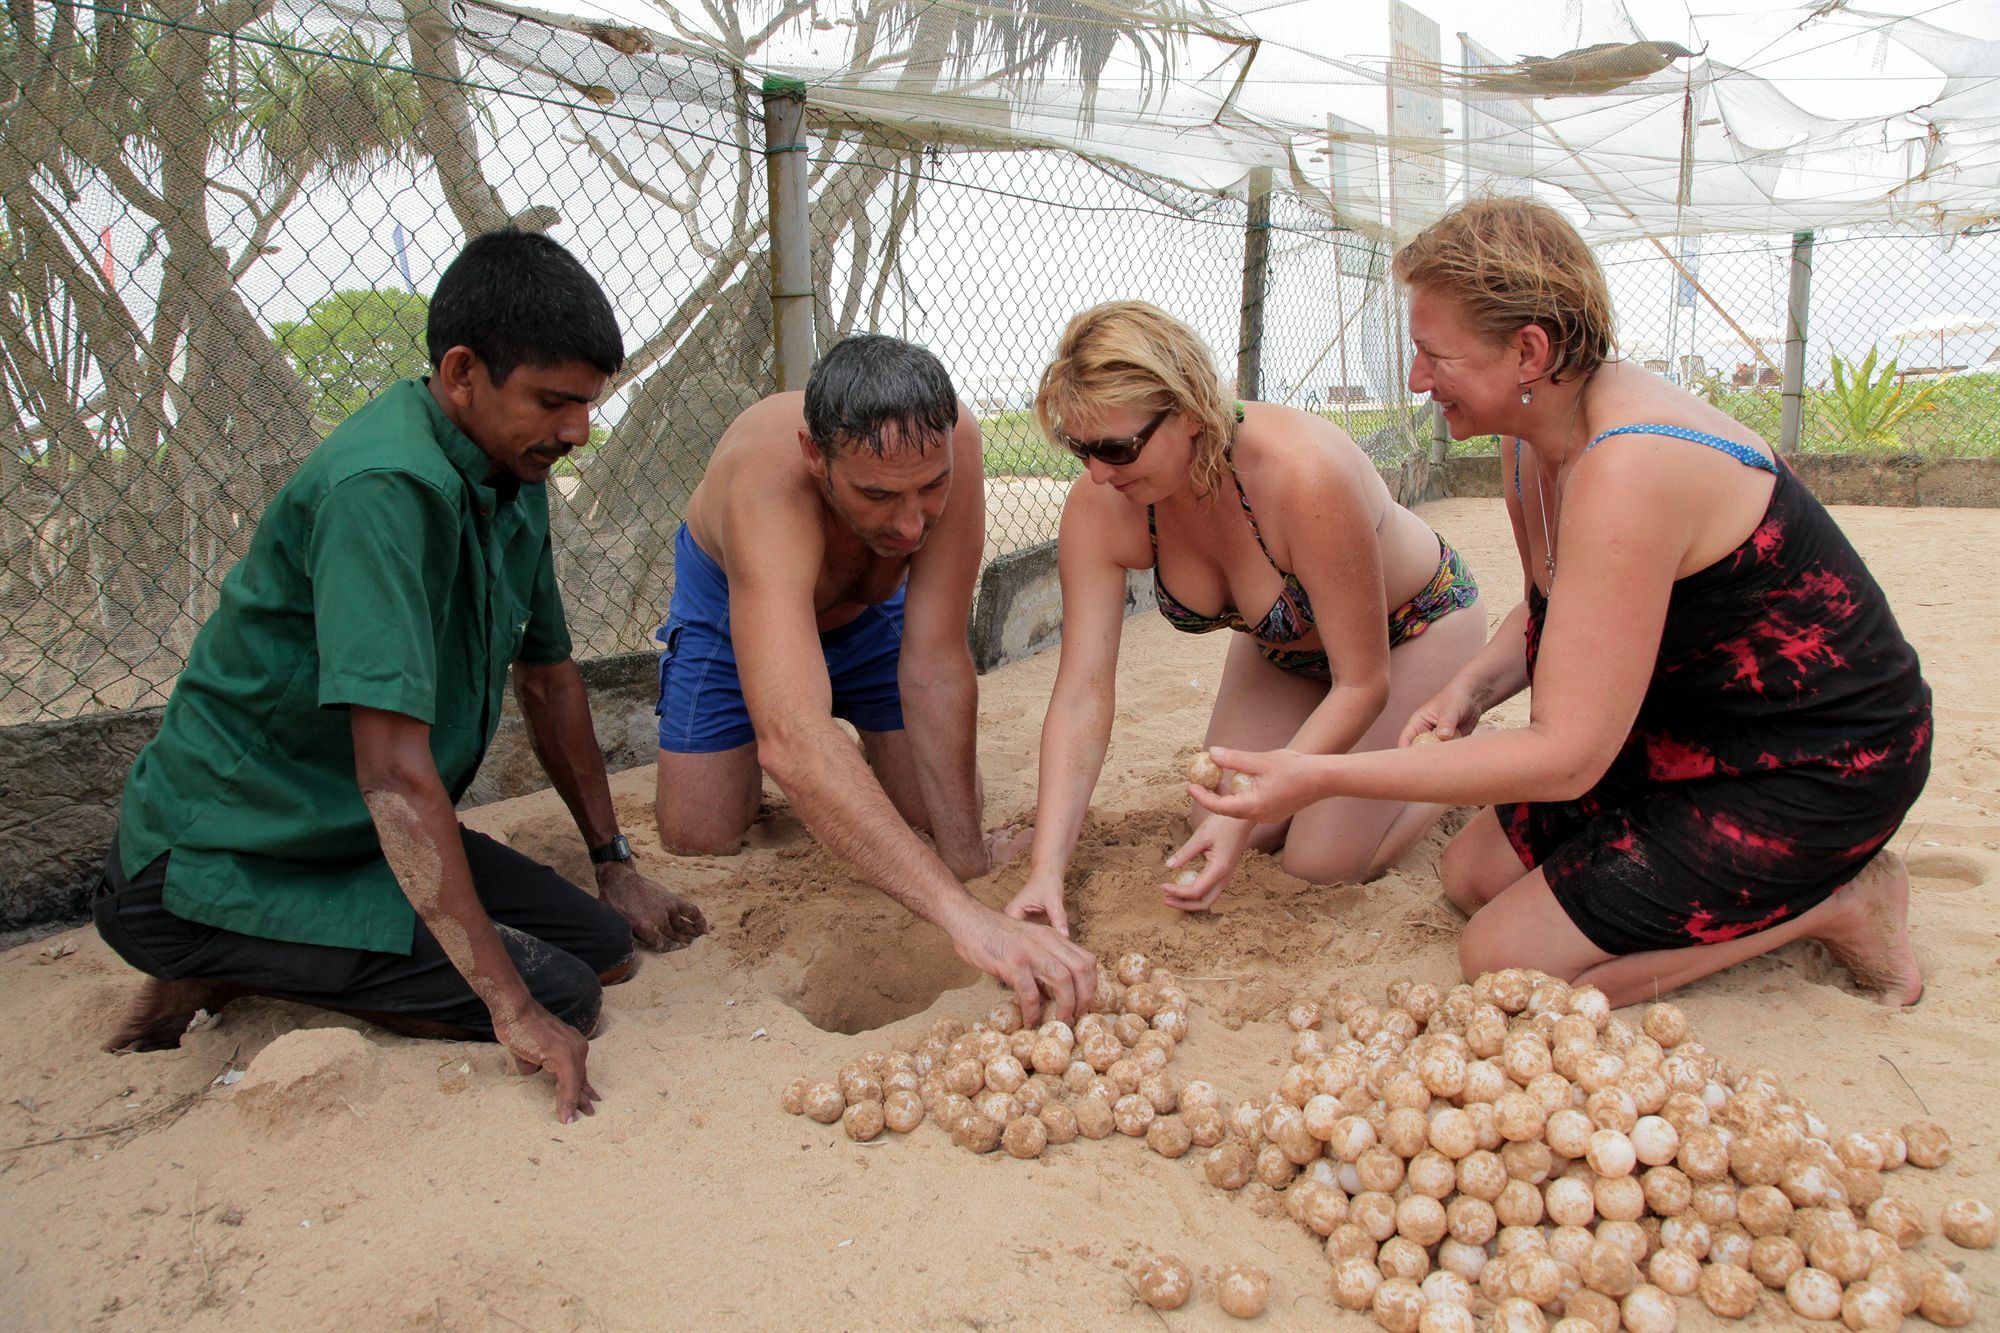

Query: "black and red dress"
(1497, 426), (1932, 955)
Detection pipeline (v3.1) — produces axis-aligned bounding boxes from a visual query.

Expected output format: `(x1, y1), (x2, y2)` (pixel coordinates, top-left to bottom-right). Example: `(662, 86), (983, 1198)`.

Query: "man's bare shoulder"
(692, 392), (818, 559)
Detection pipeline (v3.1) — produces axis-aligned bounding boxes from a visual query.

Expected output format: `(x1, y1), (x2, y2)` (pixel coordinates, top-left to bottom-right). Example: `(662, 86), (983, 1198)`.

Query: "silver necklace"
(1530, 385), (1590, 587)
(1535, 467), (1560, 585)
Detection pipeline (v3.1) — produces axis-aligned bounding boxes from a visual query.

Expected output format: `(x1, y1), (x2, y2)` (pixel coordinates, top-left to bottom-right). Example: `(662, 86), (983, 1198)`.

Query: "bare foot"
(984, 824), (1035, 872)
(1816, 852), (1924, 1006)
(104, 978), (243, 1053)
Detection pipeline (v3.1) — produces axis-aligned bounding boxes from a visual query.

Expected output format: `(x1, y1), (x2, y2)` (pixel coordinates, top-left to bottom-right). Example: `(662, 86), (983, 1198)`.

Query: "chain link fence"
(7, 3), (1998, 726)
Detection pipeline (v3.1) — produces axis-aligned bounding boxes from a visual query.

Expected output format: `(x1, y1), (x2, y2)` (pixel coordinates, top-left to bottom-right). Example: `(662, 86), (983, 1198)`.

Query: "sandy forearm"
(513, 659), (618, 848)
(898, 661), (984, 877)
(362, 787), (530, 1022)
(764, 718), (983, 934)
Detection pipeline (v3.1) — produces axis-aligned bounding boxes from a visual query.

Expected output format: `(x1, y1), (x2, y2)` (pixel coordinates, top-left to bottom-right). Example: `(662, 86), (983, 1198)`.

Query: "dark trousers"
(93, 828), (634, 1038)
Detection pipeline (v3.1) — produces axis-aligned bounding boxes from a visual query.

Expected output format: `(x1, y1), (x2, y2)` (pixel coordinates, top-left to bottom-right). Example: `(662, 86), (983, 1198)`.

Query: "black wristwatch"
(589, 833), (633, 865)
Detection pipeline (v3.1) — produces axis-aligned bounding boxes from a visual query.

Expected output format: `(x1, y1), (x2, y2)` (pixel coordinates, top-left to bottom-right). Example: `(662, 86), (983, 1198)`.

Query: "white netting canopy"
(391, 0), (2000, 240)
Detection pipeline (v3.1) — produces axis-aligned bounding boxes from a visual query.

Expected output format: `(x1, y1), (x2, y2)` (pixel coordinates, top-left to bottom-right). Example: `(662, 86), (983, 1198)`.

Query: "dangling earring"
(1519, 386), (1534, 405)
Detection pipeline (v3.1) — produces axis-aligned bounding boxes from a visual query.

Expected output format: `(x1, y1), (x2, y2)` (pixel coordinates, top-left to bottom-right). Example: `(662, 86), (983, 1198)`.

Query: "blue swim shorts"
(655, 523), (906, 754)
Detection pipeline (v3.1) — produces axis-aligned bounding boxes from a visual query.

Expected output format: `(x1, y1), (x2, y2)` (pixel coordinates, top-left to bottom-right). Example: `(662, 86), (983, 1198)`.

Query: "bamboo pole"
(761, 77), (814, 391)
(1237, 166), (1274, 400)
(1780, 230), (1814, 454)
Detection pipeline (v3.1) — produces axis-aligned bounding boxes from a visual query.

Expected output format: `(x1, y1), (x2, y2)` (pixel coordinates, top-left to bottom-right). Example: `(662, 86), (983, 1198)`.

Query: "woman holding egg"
(1190, 197), (1932, 1006)
(1004, 301), (1486, 934)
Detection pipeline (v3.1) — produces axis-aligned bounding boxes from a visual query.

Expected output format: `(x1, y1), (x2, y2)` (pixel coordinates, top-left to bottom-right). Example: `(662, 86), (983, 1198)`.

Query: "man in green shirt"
(93, 229), (704, 1123)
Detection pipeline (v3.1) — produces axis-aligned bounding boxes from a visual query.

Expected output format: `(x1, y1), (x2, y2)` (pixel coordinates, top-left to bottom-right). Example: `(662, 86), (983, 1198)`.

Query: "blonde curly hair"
(1392, 196), (1615, 386)
(1035, 301), (1239, 497)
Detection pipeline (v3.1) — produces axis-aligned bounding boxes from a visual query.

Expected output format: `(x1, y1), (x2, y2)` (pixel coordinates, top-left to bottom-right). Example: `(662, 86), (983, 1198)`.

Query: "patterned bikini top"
(1148, 420), (1316, 643)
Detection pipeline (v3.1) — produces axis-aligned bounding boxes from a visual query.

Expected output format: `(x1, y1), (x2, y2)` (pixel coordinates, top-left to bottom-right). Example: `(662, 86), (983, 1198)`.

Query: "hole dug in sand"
(762, 932), (980, 1035)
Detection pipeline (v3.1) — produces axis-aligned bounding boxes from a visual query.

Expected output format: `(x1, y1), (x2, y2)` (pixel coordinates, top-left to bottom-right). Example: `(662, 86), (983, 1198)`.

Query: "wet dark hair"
(804, 334), (959, 456)
(427, 227), (624, 384)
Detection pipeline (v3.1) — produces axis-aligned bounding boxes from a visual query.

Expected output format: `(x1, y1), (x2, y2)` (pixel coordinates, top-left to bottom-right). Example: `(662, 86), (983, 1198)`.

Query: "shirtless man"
(653, 335), (1096, 1022)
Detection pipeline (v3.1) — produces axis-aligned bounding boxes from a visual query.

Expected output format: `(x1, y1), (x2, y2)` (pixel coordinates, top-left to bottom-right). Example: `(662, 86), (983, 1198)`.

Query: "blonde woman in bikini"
(1005, 301), (1485, 935)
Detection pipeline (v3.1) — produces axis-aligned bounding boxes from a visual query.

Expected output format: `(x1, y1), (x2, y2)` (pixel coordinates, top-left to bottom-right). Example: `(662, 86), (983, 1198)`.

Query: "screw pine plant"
(1820, 347), (1940, 449)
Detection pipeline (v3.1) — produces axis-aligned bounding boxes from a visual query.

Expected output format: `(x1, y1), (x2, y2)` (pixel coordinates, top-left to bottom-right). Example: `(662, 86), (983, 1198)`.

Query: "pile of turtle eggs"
(1200, 969), (1987, 1331)
(781, 952), (1199, 1162)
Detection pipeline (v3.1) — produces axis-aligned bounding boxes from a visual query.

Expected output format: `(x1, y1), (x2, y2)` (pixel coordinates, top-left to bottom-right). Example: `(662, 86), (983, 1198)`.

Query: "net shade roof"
(339, 0), (2000, 240)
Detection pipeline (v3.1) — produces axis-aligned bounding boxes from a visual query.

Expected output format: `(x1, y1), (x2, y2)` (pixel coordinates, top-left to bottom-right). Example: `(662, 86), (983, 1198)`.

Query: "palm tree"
(0, 1), (428, 715)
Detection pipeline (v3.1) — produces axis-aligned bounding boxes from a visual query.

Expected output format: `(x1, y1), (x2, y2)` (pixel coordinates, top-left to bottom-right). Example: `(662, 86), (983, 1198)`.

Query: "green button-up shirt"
(117, 379), (572, 954)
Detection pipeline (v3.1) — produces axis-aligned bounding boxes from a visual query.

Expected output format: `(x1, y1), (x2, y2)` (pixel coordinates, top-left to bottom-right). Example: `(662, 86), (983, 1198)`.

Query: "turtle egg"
(1488, 1297), (1547, 1333)
(1205, 1142), (1254, 1190)
(1181, 1079), (1220, 1112)
(1941, 1198), (1996, 1248)
(1698, 1262), (1760, 1318)
(952, 1114), (1002, 1154)
(1216, 1264), (1270, 1319)
(1146, 1115), (1192, 1159)
(1185, 1105), (1226, 1147)
(1580, 1240), (1640, 1298)
(883, 1089), (925, 1133)
(1113, 1094), (1155, 1137)
(1378, 1236), (1430, 1284)
(1918, 1269), (1976, 1327)
(1749, 1233), (1804, 1288)
(1397, 1194), (1449, 1247)
(1647, 1247), (1701, 1296)
(1135, 1254), (1193, 1310)
(1332, 1255), (1382, 1310)
(1621, 1284), (1679, 1333)
(1901, 1120), (1950, 1168)
(1115, 952), (1152, 986)
(1186, 751), (1223, 790)
(1427, 1108), (1476, 1159)
(803, 1081), (846, 1125)
(1222, 770), (1255, 796)
(1544, 1177), (1595, 1228)
(780, 1077), (811, 1115)
(1073, 1096), (1115, 1140)
(1586, 1128), (1637, 1178)
(1642, 1002), (1689, 1048)
(1632, 1115), (1680, 1166)
(1038, 1102), (1078, 1144)
(1372, 1276), (1426, 1332)
(1861, 1196), (1923, 1248)
(842, 1100), (885, 1141)
(1417, 1299), (1474, 1333)
(1784, 1266), (1843, 1320)
(1840, 1280), (1902, 1331)
(1002, 1114), (1047, 1159)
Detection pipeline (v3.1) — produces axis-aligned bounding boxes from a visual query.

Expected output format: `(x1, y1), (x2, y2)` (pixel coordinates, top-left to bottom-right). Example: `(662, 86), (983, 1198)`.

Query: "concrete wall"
(1433, 452), (2000, 507)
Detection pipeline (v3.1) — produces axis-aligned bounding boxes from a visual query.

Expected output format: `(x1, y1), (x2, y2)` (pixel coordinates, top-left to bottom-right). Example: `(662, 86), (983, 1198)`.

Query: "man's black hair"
(426, 227), (624, 384)
(804, 334), (959, 456)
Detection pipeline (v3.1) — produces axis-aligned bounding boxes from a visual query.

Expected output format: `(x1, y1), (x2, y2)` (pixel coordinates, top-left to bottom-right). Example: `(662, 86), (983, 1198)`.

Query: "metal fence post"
(1780, 229), (1814, 455)
(762, 76), (814, 391)
(1237, 166), (1273, 399)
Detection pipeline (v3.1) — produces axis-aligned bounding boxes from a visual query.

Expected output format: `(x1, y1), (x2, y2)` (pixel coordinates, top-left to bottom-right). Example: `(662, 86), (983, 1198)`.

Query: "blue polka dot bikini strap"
(1587, 424), (1778, 475)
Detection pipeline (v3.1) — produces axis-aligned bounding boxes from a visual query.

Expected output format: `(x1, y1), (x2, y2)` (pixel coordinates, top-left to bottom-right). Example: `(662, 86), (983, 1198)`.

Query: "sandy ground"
(2, 498), (1994, 1330)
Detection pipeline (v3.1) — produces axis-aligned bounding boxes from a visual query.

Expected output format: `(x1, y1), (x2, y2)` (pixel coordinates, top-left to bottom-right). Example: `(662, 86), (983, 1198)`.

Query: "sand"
(1, 497), (1994, 1330)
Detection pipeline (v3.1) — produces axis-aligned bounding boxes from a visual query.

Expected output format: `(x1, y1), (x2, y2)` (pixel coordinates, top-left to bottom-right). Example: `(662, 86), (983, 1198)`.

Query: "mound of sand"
(0, 498), (1993, 1328)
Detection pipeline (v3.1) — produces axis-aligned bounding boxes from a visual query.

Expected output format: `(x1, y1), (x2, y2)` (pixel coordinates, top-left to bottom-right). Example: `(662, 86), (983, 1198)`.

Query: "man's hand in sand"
(596, 860), (707, 952)
(1187, 746), (1324, 826)
(494, 999), (599, 1124)
(1160, 815), (1255, 912)
(950, 904), (1096, 1026)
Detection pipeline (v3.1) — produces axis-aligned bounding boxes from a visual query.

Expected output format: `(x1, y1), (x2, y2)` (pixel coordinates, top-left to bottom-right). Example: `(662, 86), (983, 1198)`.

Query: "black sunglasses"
(1054, 408), (1171, 467)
